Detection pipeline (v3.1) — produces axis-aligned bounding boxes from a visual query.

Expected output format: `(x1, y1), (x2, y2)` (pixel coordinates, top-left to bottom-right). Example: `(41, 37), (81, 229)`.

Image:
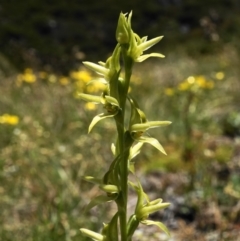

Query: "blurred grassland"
(1, 45), (240, 240)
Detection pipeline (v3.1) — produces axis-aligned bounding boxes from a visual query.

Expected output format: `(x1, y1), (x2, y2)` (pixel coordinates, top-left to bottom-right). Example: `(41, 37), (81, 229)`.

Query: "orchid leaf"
(103, 154), (121, 185)
(128, 97), (147, 128)
(138, 136), (167, 155)
(141, 220), (170, 236)
(106, 212), (119, 241)
(89, 113), (115, 133)
(84, 195), (115, 213)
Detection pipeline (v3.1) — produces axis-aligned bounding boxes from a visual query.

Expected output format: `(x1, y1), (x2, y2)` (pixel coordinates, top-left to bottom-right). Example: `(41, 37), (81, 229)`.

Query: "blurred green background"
(1, 1), (240, 240)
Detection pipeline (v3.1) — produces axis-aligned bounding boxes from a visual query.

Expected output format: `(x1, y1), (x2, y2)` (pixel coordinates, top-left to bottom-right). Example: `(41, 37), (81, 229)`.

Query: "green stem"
(115, 113), (127, 241)
(114, 46), (134, 241)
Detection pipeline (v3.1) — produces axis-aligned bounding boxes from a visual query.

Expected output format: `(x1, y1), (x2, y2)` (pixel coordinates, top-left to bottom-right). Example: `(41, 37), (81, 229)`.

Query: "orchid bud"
(116, 12), (131, 44)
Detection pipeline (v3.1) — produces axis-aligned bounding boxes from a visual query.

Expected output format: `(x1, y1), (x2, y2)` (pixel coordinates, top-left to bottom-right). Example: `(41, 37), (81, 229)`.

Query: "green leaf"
(141, 220), (170, 236)
(103, 154), (121, 186)
(78, 93), (103, 104)
(84, 195), (115, 213)
(128, 97), (147, 128)
(137, 136), (167, 155)
(80, 228), (104, 241)
(106, 212), (119, 241)
(89, 113), (115, 133)
(127, 214), (140, 241)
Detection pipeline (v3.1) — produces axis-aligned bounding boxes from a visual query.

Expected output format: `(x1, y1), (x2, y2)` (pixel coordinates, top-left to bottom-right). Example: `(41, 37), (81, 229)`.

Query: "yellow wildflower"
(195, 76), (214, 89)
(84, 102), (97, 111)
(70, 70), (92, 83)
(178, 81), (190, 91)
(48, 74), (57, 83)
(59, 76), (70, 85)
(18, 68), (36, 83)
(187, 76), (195, 84)
(164, 88), (174, 96)
(215, 72), (225, 80)
(0, 114), (19, 125)
(86, 82), (105, 93)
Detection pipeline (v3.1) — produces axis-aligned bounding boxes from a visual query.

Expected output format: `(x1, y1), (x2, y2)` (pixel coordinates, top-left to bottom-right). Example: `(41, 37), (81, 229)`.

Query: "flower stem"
(114, 47), (134, 241)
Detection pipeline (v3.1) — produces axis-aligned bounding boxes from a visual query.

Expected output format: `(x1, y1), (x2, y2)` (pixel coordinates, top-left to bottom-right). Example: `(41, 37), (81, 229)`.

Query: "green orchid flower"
(78, 92), (120, 133)
(116, 11), (165, 62)
(128, 31), (165, 62)
(116, 12), (132, 44)
(127, 181), (170, 238)
(82, 174), (119, 214)
(83, 44), (120, 81)
(128, 96), (171, 155)
(83, 44), (121, 103)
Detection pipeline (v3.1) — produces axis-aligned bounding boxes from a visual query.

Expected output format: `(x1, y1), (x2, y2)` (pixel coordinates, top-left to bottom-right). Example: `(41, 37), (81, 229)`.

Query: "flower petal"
(83, 61), (109, 77)
(89, 113), (115, 133)
(138, 36), (163, 51)
(131, 121), (171, 132)
(139, 202), (170, 219)
(136, 53), (165, 62)
(129, 142), (143, 160)
(80, 228), (104, 241)
(82, 176), (102, 185)
(141, 220), (170, 236)
(137, 136), (167, 155)
(78, 93), (103, 104)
